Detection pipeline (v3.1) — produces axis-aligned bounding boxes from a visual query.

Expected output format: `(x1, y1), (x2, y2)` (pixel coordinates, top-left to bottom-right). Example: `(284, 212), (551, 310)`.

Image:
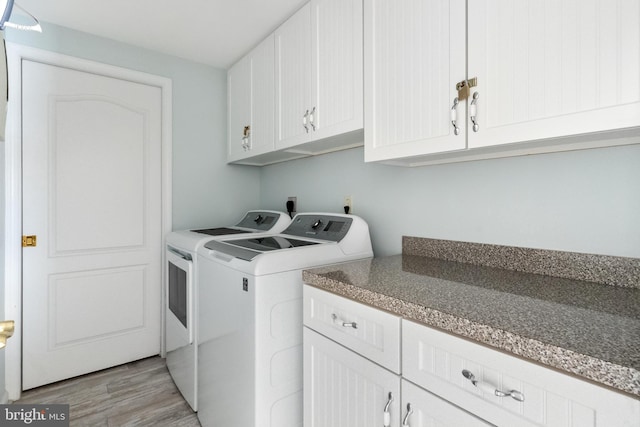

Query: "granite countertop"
(302, 253), (640, 398)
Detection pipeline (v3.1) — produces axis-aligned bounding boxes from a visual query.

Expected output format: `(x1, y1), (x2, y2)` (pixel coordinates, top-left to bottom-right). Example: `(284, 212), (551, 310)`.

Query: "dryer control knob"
(312, 219), (323, 230)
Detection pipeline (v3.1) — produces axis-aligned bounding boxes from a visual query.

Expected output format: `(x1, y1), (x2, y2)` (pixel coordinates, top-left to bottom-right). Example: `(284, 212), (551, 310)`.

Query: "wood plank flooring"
(16, 356), (201, 427)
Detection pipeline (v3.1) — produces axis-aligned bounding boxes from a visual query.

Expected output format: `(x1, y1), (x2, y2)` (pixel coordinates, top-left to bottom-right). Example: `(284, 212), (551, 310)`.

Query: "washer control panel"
(283, 214), (353, 242)
(235, 211), (287, 231)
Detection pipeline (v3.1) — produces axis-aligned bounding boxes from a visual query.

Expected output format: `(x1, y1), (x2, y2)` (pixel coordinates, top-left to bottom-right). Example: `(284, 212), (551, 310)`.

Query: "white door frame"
(3, 43), (173, 401)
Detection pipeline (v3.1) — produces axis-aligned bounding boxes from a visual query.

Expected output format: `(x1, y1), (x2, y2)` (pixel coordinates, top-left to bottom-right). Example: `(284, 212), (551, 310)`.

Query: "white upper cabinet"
(227, 35), (276, 163)
(276, 0), (363, 151)
(468, 0), (640, 149)
(275, 3), (313, 149)
(365, 0), (640, 166)
(364, 0), (467, 162)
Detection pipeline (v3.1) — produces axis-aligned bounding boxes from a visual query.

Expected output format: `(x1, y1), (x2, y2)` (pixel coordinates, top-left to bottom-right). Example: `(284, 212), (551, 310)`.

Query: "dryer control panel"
(283, 214), (354, 242)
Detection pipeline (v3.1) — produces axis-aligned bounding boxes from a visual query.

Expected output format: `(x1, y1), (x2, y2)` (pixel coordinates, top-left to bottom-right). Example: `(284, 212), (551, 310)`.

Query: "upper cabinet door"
(227, 54), (251, 161)
(275, 3), (313, 149)
(364, 0), (467, 163)
(468, 0), (640, 149)
(250, 35), (276, 156)
(228, 35), (276, 162)
(310, 0), (363, 141)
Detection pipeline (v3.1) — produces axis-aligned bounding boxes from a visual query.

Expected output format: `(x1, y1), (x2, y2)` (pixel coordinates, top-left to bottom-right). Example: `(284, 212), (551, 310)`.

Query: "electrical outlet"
(287, 196), (297, 216)
(343, 195), (352, 214)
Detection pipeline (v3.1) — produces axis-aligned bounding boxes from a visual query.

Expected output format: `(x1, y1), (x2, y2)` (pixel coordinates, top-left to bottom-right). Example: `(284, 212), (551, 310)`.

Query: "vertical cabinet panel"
(468, 0), (640, 148)
(311, 0), (363, 140)
(227, 35), (275, 162)
(364, 0), (467, 162)
(275, 3), (313, 149)
(227, 55), (251, 160)
(303, 327), (400, 427)
(251, 35), (276, 156)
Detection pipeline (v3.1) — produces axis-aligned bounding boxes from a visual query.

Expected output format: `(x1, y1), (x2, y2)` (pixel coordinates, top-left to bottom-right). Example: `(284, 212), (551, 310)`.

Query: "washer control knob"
(254, 214), (264, 224)
(312, 219), (323, 230)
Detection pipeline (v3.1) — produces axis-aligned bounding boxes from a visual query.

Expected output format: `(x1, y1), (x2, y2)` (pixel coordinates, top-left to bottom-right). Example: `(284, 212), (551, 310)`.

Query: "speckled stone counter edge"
(302, 270), (640, 397)
(403, 236), (640, 289)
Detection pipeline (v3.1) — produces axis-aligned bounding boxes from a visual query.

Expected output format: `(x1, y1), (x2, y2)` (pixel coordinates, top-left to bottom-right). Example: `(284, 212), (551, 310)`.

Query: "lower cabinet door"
(304, 327), (401, 427)
(401, 380), (493, 427)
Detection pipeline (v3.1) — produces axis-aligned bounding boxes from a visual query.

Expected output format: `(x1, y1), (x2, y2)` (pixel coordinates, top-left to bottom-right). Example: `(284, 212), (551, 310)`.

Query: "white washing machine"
(196, 213), (373, 427)
(165, 210), (291, 411)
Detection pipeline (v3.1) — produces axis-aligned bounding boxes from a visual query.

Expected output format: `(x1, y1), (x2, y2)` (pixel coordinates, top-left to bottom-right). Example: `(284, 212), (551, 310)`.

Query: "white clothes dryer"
(165, 210), (291, 411)
(196, 213), (373, 427)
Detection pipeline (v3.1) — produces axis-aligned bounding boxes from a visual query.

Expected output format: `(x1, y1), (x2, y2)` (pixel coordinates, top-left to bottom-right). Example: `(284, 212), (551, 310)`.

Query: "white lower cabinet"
(303, 327), (491, 427)
(303, 286), (494, 426)
(303, 286), (640, 427)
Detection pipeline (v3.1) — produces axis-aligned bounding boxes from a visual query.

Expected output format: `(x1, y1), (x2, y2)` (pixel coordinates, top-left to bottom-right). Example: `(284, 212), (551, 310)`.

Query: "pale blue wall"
(1, 23), (261, 399)
(5, 22), (261, 229)
(259, 142), (640, 258)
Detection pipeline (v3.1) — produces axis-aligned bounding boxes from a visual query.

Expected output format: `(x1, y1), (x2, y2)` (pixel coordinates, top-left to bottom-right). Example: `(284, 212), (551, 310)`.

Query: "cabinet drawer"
(403, 320), (640, 427)
(303, 285), (401, 373)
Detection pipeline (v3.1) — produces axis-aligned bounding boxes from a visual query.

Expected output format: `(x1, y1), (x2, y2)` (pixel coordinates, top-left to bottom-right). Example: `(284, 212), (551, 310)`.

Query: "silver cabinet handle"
(402, 403), (413, 427)
(383, 391), (393, 427)
(309, 106), (316, 131)
(303, 110), (309, 133)
(462, 369), (524, 402)
(331, 313), (357, 329)
(450, 97), (460, 135)
(469, 92), (479, 132)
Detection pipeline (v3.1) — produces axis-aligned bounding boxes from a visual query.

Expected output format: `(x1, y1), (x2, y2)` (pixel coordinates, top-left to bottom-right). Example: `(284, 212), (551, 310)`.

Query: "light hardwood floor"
(16, 356), (201, 426)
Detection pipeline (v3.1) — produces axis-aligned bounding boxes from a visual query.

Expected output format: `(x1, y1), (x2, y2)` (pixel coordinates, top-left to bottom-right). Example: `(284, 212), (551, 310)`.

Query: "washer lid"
(203, 237), (320, 261)
(190, 227), (248, 236)
(227, 236), (319, 251)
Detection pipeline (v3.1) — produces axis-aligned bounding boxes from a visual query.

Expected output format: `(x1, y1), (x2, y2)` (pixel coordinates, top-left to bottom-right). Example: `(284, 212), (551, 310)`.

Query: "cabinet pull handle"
(462, 369), (525, 402)
(450, 97), (460, 135)
(309, 106), (316, 131)
(469, 92), (480, 132)
(402, 403), (413, 427)
(303, 110), (309, 133)
(331, 313), (358, 329)
(383, 391), (393, 427)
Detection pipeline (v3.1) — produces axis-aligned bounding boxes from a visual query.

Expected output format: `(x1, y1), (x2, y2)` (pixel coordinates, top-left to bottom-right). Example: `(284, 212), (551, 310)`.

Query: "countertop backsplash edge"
(402, 236), (640, 289)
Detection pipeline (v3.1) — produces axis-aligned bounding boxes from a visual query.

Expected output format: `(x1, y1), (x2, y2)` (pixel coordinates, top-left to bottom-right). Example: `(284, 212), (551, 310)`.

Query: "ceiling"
(14, 0), (308, 69)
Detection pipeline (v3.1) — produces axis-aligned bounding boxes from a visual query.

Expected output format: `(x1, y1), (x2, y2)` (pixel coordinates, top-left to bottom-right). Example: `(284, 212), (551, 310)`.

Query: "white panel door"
(275, 2), (313, 149)
(22, 60), (162, 390)
(304, 327), (401, 427)
(468, 0), (640, 148)
(364, 0), (467, 162)
(311, 0), (363, 141)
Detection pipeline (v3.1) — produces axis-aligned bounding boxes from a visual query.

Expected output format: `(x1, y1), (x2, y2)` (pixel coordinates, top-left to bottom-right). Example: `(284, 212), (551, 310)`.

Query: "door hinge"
(22, 235), (37, 247)
(456, 77), (478, 101)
